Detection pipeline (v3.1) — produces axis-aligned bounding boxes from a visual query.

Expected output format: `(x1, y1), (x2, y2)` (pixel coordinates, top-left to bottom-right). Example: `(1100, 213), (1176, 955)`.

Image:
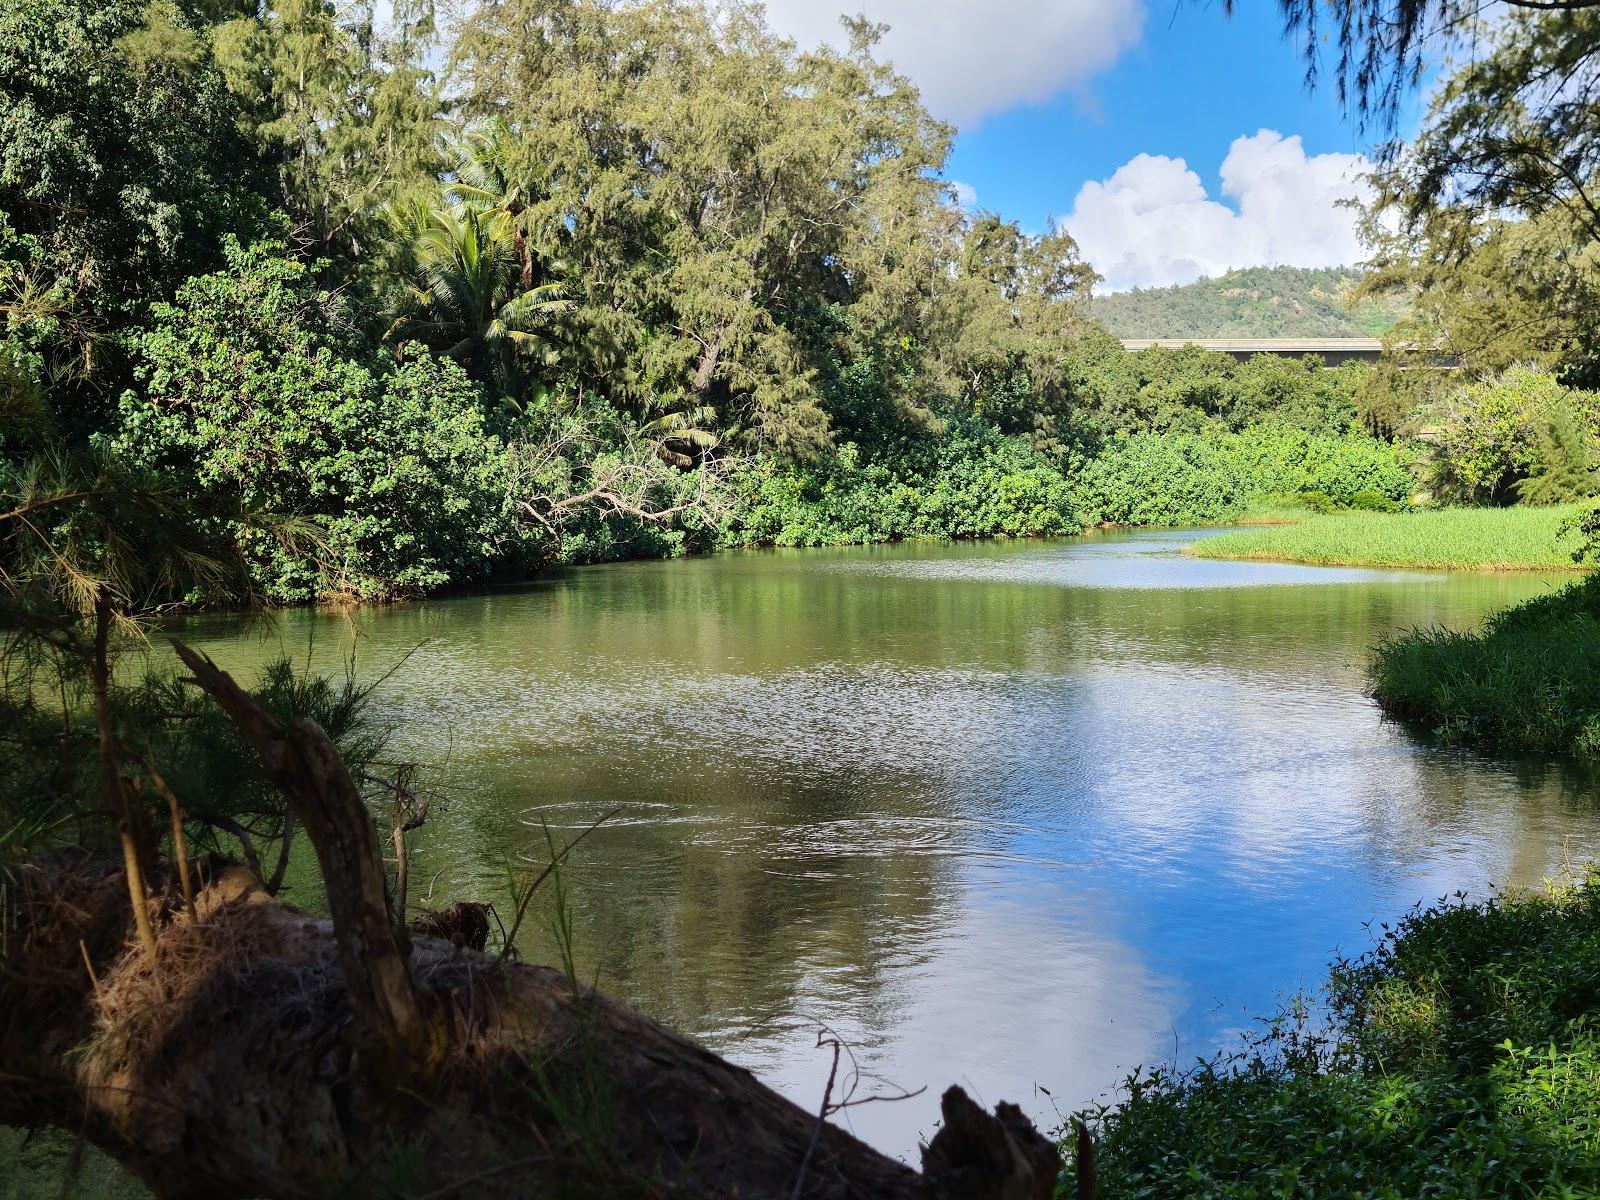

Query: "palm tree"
(447, 118), (542, 293)
(638, 397), (721, 468)
(390, 201), (569, 404)
(448, 118), (524, 216)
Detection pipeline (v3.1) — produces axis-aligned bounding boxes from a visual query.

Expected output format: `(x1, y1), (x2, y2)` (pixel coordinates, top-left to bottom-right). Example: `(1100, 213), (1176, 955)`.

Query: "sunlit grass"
(1372, 573), (1600, 757)
(1188, 505), (1588, 571)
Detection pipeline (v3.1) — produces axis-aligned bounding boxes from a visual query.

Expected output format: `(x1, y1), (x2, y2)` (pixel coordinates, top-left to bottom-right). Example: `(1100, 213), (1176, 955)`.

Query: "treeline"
(1090, 266), (1408, 339)
(0, 0), (1439, 604)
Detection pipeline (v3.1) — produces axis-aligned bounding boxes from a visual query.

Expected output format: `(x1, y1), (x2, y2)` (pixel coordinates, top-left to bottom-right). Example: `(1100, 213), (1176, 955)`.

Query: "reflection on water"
(166, 529), (1600, 1158)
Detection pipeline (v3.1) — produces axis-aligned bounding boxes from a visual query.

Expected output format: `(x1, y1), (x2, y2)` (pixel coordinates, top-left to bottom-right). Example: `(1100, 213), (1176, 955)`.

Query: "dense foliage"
(1079, 427), (1412, 527)
(1372, 572), (1600, 757)
(0, 0), (1598, 1193)
(113, 241), (522, 601)
(1090, 267), (1407, 339)
(1425, 367), (1600, 506)
(1358, 6), (1600, 389)
(0, 0), (1442, 609)
(1068, 867), (1600, 1197)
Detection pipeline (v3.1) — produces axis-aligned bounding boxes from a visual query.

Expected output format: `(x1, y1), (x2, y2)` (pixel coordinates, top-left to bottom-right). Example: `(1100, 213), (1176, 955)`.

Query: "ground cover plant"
(1189, 506), (1588, 571)
(1371, 572), (1600, 757)
(1065, 867), (1600, 1199)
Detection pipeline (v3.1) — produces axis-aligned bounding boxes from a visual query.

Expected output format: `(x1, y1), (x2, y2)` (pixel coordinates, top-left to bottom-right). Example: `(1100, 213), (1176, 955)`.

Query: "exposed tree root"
(0, 645), (1060, 1198)
(1, 858), (1058, 1199)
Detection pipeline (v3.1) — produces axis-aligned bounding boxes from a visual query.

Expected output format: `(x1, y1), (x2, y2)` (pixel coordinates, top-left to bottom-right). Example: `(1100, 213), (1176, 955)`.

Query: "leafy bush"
(1428, 365), (1600, 503)
(1349, 489), (1402, 513)
(1076, 426), (1413, 526)
(1564, 499), (1600, 566)
(1068, 869), (1600, 1198)
(113, 241), (524, 601)
(730, 421), (1082, 547)
(1371, 572), (1600, 755)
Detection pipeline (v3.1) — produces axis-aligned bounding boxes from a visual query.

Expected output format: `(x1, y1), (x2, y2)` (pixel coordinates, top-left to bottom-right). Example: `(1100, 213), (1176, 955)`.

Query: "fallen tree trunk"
(1, 859), (1058, 1199)
(0, 645), (1060, 1198)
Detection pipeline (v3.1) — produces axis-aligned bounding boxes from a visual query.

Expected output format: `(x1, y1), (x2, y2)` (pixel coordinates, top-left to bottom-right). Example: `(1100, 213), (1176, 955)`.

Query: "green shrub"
(1348, 489), (1402, 513)
(730, 421), (1083, 547)
(1298, 489), (1341, 514)
(1371, 573), (1600, 756)
(1068, 869), (1600, 1198)
(1428, 365), (1600, 504)
(1076, 426), (1413, 526)
(112, 241), (524, 601)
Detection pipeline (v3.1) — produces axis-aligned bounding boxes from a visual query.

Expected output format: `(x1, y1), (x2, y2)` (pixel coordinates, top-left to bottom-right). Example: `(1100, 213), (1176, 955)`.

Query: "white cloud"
(948, 180), (978, 211)
(756, 1), (1146, 127)
(1064, 130), (1374, 292)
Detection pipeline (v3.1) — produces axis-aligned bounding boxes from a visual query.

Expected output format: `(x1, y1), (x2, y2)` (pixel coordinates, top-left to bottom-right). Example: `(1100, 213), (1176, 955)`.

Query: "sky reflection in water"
(171, 530), (1600, 1159)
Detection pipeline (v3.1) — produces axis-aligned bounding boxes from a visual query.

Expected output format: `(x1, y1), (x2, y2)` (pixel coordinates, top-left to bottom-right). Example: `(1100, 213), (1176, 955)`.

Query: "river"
(162, 528), (1600, 1161)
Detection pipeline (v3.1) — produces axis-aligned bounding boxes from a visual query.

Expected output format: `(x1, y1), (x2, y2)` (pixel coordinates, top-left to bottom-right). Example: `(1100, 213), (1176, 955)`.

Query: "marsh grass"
(1189, 505), (1588, 571)
(1066, 868), (1600, 1198)
(1372, 573), (1600, 757)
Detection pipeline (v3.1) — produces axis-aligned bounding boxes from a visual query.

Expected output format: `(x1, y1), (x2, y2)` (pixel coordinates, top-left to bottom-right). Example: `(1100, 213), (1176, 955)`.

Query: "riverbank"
(1066, 866), (1600, 1197)
(1372, 573), (1600, 757)
(1188, 505), (1588, 571)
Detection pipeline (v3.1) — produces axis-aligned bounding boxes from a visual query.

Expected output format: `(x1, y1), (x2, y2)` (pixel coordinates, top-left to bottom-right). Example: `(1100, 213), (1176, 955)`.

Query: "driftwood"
(0, 645), (1061, 1199)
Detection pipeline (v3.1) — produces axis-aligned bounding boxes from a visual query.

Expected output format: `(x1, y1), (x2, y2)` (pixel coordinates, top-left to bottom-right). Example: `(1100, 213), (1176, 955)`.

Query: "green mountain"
(1089, 266), (1407, 339)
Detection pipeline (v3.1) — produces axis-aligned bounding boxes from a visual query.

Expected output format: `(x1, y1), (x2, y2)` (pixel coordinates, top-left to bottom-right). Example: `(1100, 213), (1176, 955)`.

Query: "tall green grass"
(1190, 505), (1586, 571)
(1066, 868), (1600, 1198)
(1371, 573), (1600, 757)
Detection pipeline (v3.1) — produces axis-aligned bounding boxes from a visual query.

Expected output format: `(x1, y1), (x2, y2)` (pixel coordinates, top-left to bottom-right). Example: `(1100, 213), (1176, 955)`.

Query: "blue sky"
(758, 1), (1428, 291)
(945, 4), (1378, 226)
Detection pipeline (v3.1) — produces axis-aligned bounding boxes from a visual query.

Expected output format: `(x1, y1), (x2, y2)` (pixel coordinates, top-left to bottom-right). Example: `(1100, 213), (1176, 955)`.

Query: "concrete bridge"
(1119, 337), (1384, 366)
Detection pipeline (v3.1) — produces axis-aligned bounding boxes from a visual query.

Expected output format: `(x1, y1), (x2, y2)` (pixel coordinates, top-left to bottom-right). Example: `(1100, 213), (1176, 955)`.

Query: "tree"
(389, 198), (569, 405)
(922, 214), (1098, 450)
(1348, 7), (1600, 389)
(453, 0), (957, 458)
(114, 239), (523, 600)
(1254, 0), (1600, 131)
(1518, 404), (1598, 505)
(211, 0), (443, 266)
(0, 0), (263, 425)
(1426, 364), (1600, 503)
(0, 445), (258, 957)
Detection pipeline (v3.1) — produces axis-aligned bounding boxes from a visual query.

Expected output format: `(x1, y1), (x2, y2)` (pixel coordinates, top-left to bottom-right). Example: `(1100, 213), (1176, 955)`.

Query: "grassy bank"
(1067, 868), (1600, 1198)
(1189, 505), (1586, 571)
(1372, 574), (1600, 757)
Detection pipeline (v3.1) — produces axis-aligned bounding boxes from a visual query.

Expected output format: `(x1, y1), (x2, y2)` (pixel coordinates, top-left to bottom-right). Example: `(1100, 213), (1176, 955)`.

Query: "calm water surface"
(168, 529), (1600, 1159)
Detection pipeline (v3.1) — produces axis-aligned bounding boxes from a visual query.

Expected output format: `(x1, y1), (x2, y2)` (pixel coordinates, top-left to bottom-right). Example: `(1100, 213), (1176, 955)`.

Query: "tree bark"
(172, 640), (437, 1096)
(92, 594), (157, 960)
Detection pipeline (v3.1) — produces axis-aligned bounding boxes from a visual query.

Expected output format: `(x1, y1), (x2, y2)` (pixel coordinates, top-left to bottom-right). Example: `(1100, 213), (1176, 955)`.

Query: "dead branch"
(171, 640), (441, 1092)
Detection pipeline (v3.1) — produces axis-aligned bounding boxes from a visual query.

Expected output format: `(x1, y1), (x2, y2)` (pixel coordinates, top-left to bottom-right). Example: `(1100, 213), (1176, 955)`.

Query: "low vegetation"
(1190, 506), (1588, 572)
(1067, 868), (1600, 1198)
(1372, 573), (1600, 757)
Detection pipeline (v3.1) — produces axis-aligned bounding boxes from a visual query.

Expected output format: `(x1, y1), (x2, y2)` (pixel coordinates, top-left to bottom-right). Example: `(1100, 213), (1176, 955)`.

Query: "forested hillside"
(1090, 266), (1408, 338)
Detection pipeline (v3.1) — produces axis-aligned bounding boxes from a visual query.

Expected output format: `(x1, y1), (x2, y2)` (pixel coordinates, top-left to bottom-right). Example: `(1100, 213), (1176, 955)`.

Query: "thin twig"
(141, 757), (193, 918)
(791, 1036), (842, 1200)
(78, 939), (101, 1000)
